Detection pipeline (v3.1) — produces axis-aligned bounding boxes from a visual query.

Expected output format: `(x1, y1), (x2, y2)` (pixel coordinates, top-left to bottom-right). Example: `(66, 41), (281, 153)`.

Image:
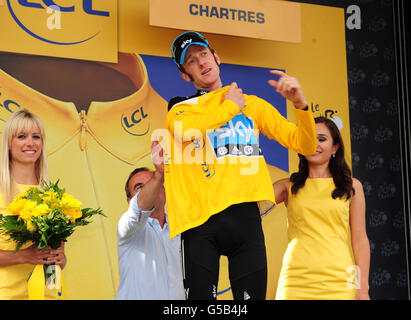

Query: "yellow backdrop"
(0, 0), (350, 300)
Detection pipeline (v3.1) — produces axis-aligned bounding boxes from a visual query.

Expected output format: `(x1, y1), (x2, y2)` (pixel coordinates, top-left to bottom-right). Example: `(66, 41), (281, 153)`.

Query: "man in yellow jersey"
(165, 31), (317, 300)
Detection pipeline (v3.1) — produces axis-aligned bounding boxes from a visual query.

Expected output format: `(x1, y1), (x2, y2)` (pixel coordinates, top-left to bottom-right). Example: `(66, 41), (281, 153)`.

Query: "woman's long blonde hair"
(0, 109), (49, 203)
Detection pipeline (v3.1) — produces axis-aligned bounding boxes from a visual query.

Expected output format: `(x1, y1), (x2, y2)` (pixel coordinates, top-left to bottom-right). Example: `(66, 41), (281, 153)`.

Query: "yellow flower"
(42, 190), (61, 210)
(6, 199), (22, 216)
(57, 193), (83, 223)
(19, 203), (38, 221)
(33, 203), (51, 217)
(62, 208), (82, 223)
(6, 198), (49, 228)
(61, 193), (82, 210)
(7, 199), (36, 219)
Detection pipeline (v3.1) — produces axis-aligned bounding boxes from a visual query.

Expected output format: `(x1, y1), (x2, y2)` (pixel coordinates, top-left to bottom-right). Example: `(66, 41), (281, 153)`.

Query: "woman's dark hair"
(290, 116), (354, 199)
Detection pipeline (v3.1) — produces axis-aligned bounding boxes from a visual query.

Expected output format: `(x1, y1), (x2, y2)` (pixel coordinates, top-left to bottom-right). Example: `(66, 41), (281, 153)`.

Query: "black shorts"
(182, 202), (267, 300)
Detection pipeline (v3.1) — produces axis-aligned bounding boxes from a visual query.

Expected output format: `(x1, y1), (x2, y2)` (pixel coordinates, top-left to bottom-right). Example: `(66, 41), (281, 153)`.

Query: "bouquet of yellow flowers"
(0, 180), (105, 294)
(0, 180), (105, 251)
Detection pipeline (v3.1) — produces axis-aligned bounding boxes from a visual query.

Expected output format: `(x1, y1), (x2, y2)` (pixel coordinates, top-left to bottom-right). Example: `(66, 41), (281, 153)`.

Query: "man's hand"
(268, 70), (307, 109)
(224, 82), (246, 111)
(151, 139), (164, 179)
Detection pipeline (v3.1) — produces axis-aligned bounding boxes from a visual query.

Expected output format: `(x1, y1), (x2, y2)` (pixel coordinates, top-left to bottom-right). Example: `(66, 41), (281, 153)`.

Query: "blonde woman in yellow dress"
(274, 117), (370, 300)
(0, 109), (66, 300)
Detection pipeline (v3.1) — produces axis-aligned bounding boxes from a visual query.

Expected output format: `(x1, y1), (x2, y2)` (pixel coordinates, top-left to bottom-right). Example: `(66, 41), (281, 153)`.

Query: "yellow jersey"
(0, 185), (37, 300)
(165, 86), (317, 238)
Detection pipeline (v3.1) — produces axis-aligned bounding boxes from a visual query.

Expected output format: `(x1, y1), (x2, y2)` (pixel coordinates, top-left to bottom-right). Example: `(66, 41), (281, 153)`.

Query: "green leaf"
(27, 190), (43, 204)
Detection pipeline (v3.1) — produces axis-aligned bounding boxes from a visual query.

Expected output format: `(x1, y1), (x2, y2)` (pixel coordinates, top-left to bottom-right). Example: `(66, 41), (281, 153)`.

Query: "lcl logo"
(121, 106), (150, 137)
(6, 0), (111, 45)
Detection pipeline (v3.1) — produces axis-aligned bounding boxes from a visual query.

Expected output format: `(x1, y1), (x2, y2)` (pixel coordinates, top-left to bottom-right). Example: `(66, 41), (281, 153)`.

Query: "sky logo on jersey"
(0, 0), (118, 62)
(207, 114), (262, 160)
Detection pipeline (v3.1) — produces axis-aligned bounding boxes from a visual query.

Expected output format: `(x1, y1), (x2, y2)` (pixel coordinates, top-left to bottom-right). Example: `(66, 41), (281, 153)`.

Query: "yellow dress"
(0, 184), (37, 299)
(275, 178), (357, 300)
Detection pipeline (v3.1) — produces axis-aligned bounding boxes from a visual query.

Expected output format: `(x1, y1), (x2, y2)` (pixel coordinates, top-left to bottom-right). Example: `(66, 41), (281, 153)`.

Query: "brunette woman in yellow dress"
(0, 109), (66, 300)
(273, 117), (370, 300)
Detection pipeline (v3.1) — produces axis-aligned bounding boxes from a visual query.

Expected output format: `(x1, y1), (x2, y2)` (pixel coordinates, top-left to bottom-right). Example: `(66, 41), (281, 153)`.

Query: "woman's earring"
(332, 154), (336, 158)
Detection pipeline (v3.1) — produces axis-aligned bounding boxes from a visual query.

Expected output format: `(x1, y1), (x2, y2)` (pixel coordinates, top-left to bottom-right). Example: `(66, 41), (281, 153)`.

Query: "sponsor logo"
(207, 114), (262, 159)
(6, 0), (111, 45)
(310, 102), (344, 130)
(181, 38), (192, 49)
(121, 106), (150, 136)
(0, 91), (21, 113)
(201, 162), (215, 178)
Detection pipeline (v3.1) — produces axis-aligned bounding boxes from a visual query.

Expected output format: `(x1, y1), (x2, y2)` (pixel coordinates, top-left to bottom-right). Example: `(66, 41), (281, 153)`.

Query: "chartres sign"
(0, 0), (117, 62)
(149, 0), (301, 43)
